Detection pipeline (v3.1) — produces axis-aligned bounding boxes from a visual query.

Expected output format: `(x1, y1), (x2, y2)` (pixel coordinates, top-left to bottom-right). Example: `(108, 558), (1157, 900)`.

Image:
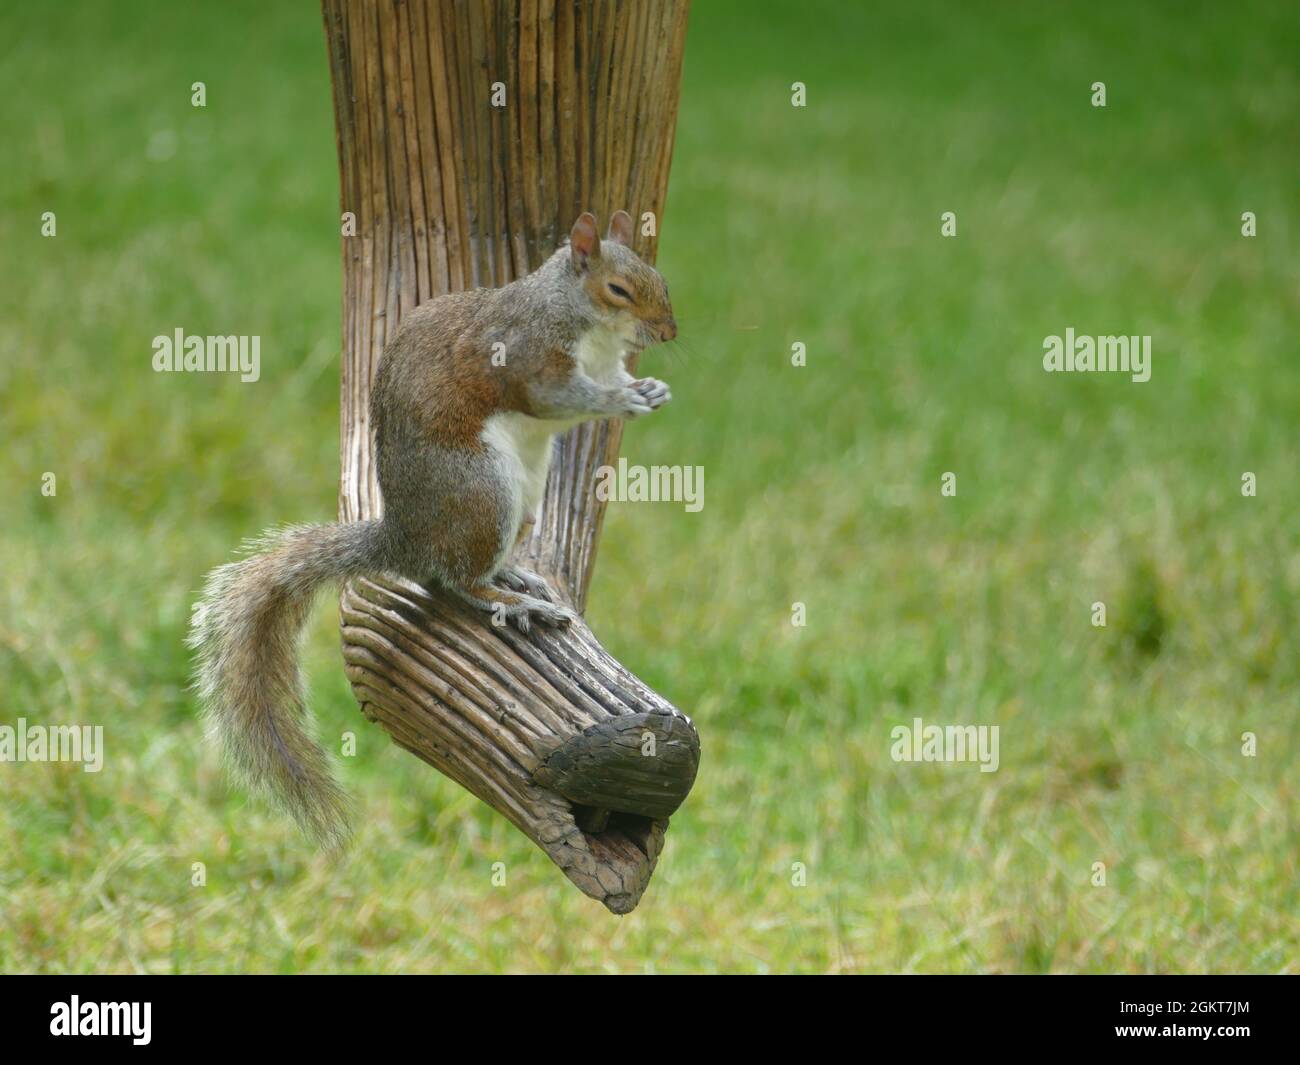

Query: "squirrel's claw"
(496, 565), (555, 601)
(509, 597), (575, 631)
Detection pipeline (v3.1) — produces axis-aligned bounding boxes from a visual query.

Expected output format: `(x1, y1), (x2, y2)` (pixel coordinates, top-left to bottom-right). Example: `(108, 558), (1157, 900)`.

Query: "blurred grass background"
(1, 0), (1297, 973)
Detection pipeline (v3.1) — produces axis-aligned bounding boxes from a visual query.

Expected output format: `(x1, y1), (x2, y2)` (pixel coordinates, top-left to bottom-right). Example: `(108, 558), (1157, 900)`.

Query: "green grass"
(1, 0), (1297, 973)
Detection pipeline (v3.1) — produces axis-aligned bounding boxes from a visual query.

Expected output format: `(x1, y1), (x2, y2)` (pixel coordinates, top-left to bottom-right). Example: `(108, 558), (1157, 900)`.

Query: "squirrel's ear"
(569, 212), (600, 272)
(607, 209), (634, 247)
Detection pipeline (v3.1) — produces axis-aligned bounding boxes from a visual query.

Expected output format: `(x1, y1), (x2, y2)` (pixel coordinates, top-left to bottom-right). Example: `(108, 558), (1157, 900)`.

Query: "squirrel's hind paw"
(507, 596), (575, 633)
(458, 579), (575, 633)
(495, 565), (555, 601)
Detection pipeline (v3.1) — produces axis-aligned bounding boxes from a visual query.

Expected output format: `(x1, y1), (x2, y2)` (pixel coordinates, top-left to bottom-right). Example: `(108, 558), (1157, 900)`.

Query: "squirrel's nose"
(659, 318), (677, 341)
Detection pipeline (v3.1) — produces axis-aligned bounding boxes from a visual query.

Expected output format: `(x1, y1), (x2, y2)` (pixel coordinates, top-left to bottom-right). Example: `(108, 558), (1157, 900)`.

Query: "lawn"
(0, 0), (1296, 973)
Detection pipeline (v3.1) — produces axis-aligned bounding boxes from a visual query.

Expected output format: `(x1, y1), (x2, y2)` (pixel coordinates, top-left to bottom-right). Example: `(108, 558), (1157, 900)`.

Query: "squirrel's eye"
(607, 283), (632, 301)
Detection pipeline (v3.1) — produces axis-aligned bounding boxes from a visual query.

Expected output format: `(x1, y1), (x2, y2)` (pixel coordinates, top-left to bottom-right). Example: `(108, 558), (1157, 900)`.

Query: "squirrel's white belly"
(481, 322), (634, 533)
(481, 413), (557, 530)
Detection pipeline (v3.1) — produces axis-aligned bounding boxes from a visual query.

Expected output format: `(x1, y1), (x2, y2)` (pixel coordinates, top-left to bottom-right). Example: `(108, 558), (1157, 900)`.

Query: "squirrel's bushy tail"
(188, 521), (383, 850)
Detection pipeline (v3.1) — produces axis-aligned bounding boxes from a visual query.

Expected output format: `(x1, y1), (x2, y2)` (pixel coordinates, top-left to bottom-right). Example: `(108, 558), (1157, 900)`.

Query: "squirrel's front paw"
(619, 377), (672, 418)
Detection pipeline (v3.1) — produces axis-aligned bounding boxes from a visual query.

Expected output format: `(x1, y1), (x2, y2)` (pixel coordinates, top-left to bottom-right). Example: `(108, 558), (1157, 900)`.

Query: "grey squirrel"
(189, 210), (676, 848)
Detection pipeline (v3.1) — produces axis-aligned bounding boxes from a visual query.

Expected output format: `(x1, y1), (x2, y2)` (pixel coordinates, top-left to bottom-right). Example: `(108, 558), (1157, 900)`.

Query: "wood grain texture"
(322, 0), (694, 913)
